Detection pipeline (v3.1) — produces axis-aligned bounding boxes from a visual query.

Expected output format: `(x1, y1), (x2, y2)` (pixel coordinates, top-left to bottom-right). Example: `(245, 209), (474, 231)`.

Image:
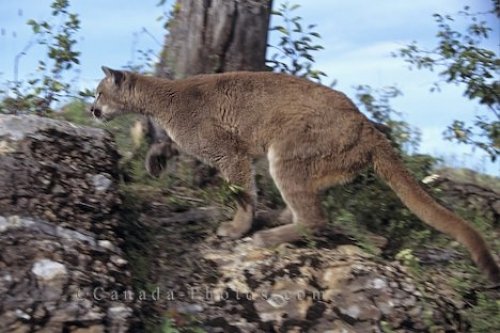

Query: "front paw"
(217, 221), (248, 239)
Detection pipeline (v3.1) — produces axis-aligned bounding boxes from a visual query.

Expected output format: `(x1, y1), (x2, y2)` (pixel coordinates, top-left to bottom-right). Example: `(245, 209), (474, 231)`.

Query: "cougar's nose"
(90, 105), (102, 118)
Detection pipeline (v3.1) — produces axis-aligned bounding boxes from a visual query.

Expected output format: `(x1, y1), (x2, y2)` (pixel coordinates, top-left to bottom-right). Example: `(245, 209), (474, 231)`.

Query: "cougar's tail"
(372, 139), (499, 283)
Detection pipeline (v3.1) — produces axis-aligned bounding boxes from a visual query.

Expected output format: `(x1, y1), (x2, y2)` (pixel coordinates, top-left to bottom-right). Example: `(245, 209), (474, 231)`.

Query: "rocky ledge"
(146, 213), (468, 332)
(0, 115), (134, 333)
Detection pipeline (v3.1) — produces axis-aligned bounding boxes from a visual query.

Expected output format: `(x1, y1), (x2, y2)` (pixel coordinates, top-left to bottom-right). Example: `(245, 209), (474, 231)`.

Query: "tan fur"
(92, 67), (499, 283)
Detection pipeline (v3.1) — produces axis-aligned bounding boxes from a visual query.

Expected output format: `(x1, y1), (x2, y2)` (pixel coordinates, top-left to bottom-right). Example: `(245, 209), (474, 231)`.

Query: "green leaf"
(275, 26), (288, 34)
(27, 19), (40, 33)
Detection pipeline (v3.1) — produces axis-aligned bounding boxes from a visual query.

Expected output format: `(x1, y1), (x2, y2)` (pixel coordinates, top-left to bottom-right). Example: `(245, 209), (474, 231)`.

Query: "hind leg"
(253, 197), (325, 247)
(253, 155), (327, 247)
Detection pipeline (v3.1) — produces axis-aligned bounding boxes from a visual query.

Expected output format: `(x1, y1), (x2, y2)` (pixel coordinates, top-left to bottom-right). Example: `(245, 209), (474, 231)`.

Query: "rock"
(192, 242), (467, 332)
(72, 326), (105, 333)
(429, 171), (500, 223)
(329, 320), (358, 333)
(0, 115), (135, 332)
(32, 259), (68, 281)
(91, 173), (113, 192)
(110, 255), (128, 267)
(98, 239), (116, 251)
(107, 305), (133, 333)
(137, 191), (473, 332)
(31, 259), (68, 301)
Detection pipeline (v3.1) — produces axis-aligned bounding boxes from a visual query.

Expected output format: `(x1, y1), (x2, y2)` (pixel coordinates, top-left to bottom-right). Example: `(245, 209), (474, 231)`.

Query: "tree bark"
(145, 0), (272, 180)
(156, 0), (272, 78)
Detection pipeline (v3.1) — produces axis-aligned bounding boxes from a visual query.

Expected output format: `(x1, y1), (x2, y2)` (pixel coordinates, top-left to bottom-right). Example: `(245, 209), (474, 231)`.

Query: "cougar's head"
(91, 66), (131, 120)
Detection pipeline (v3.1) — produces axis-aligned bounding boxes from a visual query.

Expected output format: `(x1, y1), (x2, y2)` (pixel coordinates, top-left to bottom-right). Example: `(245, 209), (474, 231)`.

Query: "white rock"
(98, 240), (114, 251)
(110, 255), (128, 267)
(0, 140), (15, 155)
(107, 305), (132, 320)
(368, 278), (387, 289)
(32, 259), (67, 280)
(0, 215), (31, 232)
(175, 302), (204, 314)
(1, 273), (12, 282)
(15, 309), (31, 320)
(0, 215), (7, 232)
(92, 173), (112, 191)
(343, 305), (361, 319)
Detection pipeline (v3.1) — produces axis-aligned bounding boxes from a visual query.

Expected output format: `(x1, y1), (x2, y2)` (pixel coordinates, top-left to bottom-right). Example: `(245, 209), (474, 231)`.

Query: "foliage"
(395, 2), (499, 160)
(156, 0), (180, 30)
(322, 155), (438, 253)
(116, 185), (164, 333)
(4, 0), (81, 114)
(465, 293), (500, 332)
(355, 85), (422, 154)
(161, 319), (180, 333)
(331, 209), (379, 255)
(395, 248), (421, 275)
(124, 27), (161, 74)
(267, 1), (332, 85)
(51, 99), (93, 125)
(448, 261), (500, 333)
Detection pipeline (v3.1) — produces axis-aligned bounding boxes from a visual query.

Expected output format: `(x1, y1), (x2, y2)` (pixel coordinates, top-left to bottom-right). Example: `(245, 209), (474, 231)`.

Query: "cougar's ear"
(101, 66), (112, 76)
(101, 66), (125, 86)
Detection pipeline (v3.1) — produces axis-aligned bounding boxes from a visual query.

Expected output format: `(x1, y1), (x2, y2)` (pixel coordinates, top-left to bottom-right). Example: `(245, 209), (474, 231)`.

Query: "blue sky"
(0, 0), (498, 175)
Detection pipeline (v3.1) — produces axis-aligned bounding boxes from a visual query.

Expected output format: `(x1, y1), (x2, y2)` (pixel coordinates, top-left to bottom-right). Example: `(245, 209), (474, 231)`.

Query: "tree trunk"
(156, 0), (272, 78)
(145, 0), (272, 181)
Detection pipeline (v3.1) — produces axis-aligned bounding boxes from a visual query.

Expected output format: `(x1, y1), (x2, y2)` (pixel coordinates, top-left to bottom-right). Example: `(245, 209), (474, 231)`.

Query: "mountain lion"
(91, 66), (499, 283)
